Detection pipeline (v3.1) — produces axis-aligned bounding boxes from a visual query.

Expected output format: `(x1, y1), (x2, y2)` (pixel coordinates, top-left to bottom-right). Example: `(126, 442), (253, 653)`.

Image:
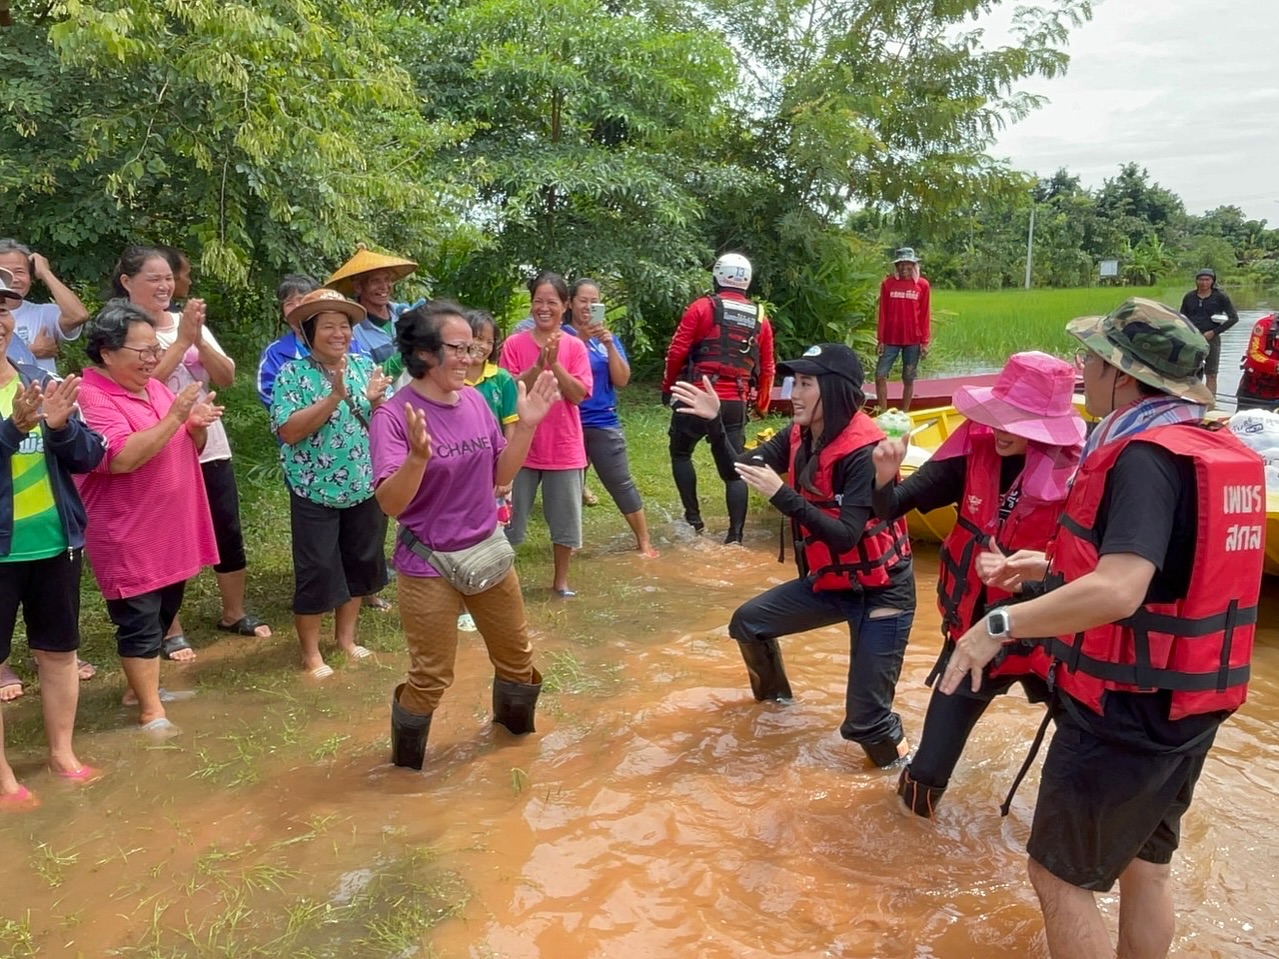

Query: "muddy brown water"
(2, 537), (1277, 958)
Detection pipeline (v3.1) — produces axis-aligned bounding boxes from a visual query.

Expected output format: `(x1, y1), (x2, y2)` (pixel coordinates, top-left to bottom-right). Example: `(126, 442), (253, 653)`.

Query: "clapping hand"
(41, 374), (80, 431)
(669, 376), (721, 420)
(10, 380), (43, 433)
(326, 357), (349, 401)
(365, 368), (393, 404)
(178, 298), (206, 347)
(187, 390), (225, 429)
(168, 381), (203, 424)
(538, 331), (561, 370)
(404, 403), (432, 464)
(872, 436), (909, 488)
(517, 369), (561, 427)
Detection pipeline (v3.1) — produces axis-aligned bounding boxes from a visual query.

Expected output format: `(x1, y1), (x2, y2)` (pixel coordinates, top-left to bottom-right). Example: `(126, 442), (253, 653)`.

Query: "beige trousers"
(396, 569), (536, 716)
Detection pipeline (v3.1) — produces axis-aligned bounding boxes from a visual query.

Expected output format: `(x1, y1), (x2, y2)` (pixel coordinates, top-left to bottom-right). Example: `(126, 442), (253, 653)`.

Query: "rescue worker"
(943, 298), (1263, 959)
(1178, 267), (1237, 399)
(870, 351), (1085, 816)
(670, 344), (915, 769)
(875, 247), (930, 413)
(662, 253), (775, 544)
(1236, 311), (1279, 413)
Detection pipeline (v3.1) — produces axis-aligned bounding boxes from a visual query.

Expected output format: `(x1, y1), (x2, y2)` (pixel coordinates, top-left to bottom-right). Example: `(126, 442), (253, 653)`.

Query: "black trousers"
(669, 399), (747, 530)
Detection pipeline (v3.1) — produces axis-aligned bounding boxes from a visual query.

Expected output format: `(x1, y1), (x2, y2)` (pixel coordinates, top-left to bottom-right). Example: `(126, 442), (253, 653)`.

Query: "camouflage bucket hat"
(1067, 297), (1214, 406)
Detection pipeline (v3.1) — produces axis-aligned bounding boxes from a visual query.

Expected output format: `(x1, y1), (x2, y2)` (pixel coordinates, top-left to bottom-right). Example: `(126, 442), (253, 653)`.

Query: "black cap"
(777, 343), (864, 387)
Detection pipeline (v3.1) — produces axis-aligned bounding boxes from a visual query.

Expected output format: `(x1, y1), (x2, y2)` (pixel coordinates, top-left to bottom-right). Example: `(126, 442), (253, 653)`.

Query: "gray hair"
(0, 239), (32, 258)
(85, 298), (156, 364)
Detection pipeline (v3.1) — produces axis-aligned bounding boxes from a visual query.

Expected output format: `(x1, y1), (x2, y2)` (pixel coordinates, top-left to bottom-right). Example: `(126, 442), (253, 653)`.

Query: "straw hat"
(285, 288), (366, 329)
(325, 245), (417, 296)
(952, 351), (1085, 447)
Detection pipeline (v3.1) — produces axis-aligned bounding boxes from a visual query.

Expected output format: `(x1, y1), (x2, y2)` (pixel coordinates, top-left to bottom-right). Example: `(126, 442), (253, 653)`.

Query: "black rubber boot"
(724, 525), (744, 545)
(736, 639), (794, 702)
(390, 683), (432, 770)
(897, 766), (946, 819)
(493, 669), (543, 735)
(685, 511), (705, 535)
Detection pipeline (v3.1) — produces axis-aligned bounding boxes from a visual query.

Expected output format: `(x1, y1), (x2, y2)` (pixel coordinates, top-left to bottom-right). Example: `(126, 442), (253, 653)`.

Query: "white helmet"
(712, 253), (752, 291)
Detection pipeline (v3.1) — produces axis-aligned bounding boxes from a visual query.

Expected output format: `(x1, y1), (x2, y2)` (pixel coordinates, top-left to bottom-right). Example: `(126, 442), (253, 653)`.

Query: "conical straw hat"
(326, 245), (417, 296)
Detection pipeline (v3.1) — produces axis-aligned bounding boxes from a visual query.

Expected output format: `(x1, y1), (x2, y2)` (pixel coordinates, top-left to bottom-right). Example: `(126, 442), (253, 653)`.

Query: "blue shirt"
(256, 331), (366, 409)
(565, 324), (627, 430)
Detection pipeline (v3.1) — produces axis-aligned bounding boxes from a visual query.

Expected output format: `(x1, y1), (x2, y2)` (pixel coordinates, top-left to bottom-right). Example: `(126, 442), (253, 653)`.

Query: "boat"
(1267, 493), (1279, 577)
(768, 372), (1001, 415)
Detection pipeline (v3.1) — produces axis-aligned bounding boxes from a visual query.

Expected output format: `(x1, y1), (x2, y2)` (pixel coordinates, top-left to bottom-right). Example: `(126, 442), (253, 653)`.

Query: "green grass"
(924, 285), (1187, 371)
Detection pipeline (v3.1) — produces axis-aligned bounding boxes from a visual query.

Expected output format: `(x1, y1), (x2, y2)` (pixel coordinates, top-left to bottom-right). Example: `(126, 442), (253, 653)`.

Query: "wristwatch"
(985, 608), (1012, 640)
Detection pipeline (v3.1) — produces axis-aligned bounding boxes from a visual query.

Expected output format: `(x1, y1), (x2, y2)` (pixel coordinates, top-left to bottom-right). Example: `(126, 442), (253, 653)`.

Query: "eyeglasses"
(118, 345), (166, 361)
(442, 341), (481, 358)
(1073, 348), (1092, 371)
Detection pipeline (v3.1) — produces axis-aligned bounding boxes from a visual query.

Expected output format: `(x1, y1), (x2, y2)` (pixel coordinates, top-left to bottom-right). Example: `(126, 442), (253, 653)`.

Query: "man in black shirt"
(942, 298), (1263, 959)
(1178, 268), (1238, 399)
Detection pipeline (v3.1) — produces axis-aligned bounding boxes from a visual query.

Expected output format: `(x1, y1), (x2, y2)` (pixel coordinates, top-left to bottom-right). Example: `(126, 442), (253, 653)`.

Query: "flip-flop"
(76, 659), (96, 681)
(346, 646), (373, 661)
(553, 588), (577, 598)
(138, 717), (181, 739)
(160, 635), (196, 662)
(362, 597), (393, 613)
(216, 614), (271, 637)
(309, 664), (335, 680)
(0, 785), (38, 810)
(582, 487), (599, 507)
(0, 663), (22, 702)
(53, 765), (104, 785)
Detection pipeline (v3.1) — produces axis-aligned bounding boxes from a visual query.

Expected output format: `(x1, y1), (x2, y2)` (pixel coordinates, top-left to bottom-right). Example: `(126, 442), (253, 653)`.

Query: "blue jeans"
(874, 344), (921, 382)
(729, 577), (914, 760)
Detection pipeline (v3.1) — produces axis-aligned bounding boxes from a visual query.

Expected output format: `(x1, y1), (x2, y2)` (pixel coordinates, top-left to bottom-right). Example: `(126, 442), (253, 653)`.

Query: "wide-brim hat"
(326, 247), (417, 296)
(286, 288), (366, 328)
(952, 351), (1085, 447)
(0, 266), (19, 304)
(1068, 297), (1214, 407)
(777, 343), (864, 388)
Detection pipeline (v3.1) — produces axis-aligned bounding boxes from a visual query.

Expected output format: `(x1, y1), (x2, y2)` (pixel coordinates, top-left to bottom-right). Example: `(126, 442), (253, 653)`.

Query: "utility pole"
(1024, 201), (1036, 290)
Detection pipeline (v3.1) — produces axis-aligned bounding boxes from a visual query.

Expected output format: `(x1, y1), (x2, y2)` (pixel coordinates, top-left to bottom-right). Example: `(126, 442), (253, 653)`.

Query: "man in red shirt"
(875, 247), (931, 412)
(662, 253), (775, 544)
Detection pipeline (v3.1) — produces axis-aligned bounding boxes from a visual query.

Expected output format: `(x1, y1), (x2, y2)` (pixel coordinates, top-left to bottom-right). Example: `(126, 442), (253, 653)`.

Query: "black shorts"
(202, 458), (247, 574)
(1203, 334), (1222, 376)
(289, 494), (388, 615)
(1027, 695), (1217, 891)
(105, 580), (187, 659)
(0, 549), (84, 659)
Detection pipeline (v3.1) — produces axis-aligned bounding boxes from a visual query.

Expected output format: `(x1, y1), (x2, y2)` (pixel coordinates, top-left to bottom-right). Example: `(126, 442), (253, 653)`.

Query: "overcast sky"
(982, 0), (1278, 222)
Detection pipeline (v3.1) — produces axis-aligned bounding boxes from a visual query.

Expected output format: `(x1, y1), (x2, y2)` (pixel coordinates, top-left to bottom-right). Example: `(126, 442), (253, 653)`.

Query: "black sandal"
(216, 614), (269, 637)
(160, 634), (195, 661)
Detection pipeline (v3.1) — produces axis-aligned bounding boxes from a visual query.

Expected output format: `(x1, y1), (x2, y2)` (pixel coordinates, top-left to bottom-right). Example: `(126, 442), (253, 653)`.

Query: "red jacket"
(1044, 424), (1261, 719)
(663, 290), (775, 412)
(877, 276), (930, 347)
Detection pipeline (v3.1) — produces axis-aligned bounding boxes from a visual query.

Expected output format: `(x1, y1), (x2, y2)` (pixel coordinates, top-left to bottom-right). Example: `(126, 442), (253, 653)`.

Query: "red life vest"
(787, 415), (911, 592)
(936, 432), (1064, 680)
(1239, 313), (1279, 400)
(1044, 422), (1261, 719)
(689, 295), (761, 397)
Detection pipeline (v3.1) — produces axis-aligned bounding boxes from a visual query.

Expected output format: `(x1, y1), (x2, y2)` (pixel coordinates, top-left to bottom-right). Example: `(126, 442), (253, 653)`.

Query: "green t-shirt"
(270, 355), (381, 508)
(0, 378), (67, 561)
(466, 363), (519, 427)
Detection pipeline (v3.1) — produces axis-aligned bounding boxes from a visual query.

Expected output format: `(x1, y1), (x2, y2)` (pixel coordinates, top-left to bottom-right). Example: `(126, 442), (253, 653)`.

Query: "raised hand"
(187, 390), (225, 429)
(365, 368), (394, 403)
(405, 403), (432, 463)
(669, 375), (721, 420)
(29, 252), (52, 283)
(178, 298), (206, 346)
(517, 369), (561, 427)
(29, 328), (58, 360)
(168, 381), (203, 424)
(9, 380), (43, 433)
(872, 436), (909, 488)
(734, 461), (784, 498)
(41, 374), (80, 431)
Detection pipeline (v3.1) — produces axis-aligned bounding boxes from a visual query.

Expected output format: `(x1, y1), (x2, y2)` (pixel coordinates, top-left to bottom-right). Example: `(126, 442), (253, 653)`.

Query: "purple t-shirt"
(370, 384), (507, 577)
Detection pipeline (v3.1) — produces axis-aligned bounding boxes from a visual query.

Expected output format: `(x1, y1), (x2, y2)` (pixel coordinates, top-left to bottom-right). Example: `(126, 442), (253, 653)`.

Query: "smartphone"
(589, 302), (606, 326)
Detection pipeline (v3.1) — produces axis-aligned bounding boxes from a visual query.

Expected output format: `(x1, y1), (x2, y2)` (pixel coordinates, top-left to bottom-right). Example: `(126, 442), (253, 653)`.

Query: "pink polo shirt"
(76, 368), (219, 599)
(498, 331), (592, 470)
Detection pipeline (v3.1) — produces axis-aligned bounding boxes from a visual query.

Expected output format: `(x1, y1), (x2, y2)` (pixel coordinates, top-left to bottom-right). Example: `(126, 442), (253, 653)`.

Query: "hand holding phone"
(589, 302), (606, 327)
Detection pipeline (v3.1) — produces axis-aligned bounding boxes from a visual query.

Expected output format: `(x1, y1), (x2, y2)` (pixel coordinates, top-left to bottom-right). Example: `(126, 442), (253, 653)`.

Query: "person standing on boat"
(875, 248), (930, 414)
(671, 344), (916, 770)
(1178, 268), (1237, 400)
(1235, 312), (1279, 413)
(662, 253), (775, 544)
(870, 352), (1085, 817)
(942, 298), (1262, 959)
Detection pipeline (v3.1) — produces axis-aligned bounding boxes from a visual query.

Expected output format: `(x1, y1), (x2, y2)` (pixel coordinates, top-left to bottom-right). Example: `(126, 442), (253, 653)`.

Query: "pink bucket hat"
(952, 351), (1085, 447)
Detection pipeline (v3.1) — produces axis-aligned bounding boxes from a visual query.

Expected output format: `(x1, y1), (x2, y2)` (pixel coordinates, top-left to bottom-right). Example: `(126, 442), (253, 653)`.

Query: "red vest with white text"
(1044, 422), (1261, 719)
(689, 296), (761, 396)
(788, 415), (911, 592)
(937, 433), (1064, 679)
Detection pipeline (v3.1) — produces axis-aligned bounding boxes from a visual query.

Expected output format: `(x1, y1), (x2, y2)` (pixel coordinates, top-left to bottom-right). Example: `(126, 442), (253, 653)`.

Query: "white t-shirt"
(12, 300), (79, 374)
(155, 317), (233, 463)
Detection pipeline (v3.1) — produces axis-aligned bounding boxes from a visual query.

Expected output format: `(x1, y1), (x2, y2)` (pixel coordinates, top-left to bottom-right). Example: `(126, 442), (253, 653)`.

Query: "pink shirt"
(76, 368), (219, 599)
(499, 331), (591, 470)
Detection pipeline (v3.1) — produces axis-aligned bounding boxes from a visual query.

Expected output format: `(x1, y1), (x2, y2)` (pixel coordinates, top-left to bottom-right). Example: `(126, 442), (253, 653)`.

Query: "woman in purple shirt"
(370, 300), (559, 771)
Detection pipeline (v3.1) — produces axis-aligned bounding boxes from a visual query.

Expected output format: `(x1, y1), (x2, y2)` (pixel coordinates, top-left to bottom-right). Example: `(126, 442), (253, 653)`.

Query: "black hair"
(155, 245), (190, 273)
(85, 298), (156, 364)
(567, 277), (600, 324)
(276, 274), (318, 309)
(465, 307), (502, 357)
(792, 374), (866, 496)
(527, 271), (569, 304)
(398, 298), (469, 378)
(110, 245), (168, 297)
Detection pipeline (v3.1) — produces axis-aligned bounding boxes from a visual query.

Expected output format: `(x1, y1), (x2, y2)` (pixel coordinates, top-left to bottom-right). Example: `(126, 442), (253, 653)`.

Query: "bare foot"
(0, 663), (23, 702)
(637, 543), (660, 558)
(77, 659), (96, 682)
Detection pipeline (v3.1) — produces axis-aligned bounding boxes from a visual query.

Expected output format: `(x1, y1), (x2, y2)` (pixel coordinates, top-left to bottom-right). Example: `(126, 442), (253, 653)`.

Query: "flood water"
(2, 535), (1277, 958)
